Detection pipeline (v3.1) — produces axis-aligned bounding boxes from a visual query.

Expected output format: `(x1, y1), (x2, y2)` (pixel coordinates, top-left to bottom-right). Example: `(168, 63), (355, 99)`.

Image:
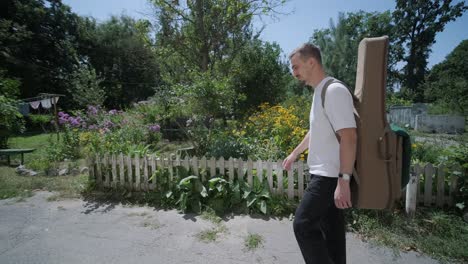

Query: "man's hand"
(334, 179), (352, 209)
(282, 152), (298, 171)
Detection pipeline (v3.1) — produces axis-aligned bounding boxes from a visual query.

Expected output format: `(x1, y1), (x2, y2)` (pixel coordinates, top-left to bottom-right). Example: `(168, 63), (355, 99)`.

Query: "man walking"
(282, 43), (357, 264)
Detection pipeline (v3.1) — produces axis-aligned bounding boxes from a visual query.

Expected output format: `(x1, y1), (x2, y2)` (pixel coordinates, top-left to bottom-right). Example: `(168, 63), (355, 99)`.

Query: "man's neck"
(308, 70), (326, 89)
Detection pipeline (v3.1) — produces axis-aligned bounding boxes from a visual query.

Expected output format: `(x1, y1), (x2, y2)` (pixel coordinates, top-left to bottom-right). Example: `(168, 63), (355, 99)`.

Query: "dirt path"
(0, 192), (443, 264)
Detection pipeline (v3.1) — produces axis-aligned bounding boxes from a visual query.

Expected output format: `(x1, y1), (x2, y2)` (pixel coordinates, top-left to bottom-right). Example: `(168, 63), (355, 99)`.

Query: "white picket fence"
(404, 163), (462, 215)
(87, 154), (463, 210)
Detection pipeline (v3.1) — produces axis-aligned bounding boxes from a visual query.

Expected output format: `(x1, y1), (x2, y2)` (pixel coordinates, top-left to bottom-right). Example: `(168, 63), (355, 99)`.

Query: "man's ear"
(307, 57), (316, 68)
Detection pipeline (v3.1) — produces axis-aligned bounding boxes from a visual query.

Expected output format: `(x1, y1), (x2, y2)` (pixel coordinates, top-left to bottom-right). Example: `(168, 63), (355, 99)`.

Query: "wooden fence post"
(406, 164), (420, 217)
(424, 163), (434, 206)
(266, 160), (273, 192)
(298, 161), (304, 199)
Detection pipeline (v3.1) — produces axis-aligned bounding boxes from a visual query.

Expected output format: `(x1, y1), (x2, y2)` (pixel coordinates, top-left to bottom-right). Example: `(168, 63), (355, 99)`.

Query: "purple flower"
(108, 109), (118, 115)
(58, 112), (69, 119)
(69, 117), (81, 127)
(148, 124), (161, 132)
(58, 117), (68, 125)
(104, 120), (115, 128)
(87, 105), (99, 116)
(88, 125), (97, 130)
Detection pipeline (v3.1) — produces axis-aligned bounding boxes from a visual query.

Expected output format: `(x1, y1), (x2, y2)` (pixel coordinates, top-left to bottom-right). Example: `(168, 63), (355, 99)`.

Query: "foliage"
(68, 64), (106, 108)
(151, 0), (289, 119)
(423, 40), (468, 115)
(426, 102), (459, 115)
(245, 103), (308, 160)
(78, 15), (162, 108)
(385, 92), (412, 110)
(0, 166), (89, 200)
(244, 233), (264, 251)
(347, 208), (468, 262)
(148, 166), (293, 216)
(44, 122), (81, 163)
(311, 11), (401, 91)
(411, 141), (445, 164)
(411, 140), (468, 211)
(75, 106), (162, 156)
(28, 114), (53, 126)
(175, 175), (208, 213)
(152, 0), (285, 76)
(174, 72), (239, 119)
(0, 71), (24, 147)
(0, 96), (24, 147)
(0, 0), (81, 105)
(230, 39), (290, 117)
(439, 144), (468, 211)
(203, 130), (254, 160)
(393, 0), (467, 102)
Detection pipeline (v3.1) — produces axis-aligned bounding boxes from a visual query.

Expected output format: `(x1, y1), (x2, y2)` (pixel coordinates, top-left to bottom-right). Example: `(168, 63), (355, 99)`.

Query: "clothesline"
(20, 93), (65, 103)
(17, 93), (65, 116)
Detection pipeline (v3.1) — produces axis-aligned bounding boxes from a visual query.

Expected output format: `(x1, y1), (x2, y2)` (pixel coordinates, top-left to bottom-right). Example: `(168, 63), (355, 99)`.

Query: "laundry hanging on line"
(17, 103), (30, 116)
(30, 101), (41, 109)
(27, 96), (60, 111)
(40, 98), (52, 109)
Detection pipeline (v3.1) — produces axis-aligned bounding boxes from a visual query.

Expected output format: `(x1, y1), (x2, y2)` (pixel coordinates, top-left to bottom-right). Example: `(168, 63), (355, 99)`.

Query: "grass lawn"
(6, 133), (55, 165)
(347, 208), (468, 263)
(0, 166), (89, 201)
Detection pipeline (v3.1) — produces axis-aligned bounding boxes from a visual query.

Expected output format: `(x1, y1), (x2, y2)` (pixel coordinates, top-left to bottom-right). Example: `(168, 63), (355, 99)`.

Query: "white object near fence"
(88, 155), (462, 212)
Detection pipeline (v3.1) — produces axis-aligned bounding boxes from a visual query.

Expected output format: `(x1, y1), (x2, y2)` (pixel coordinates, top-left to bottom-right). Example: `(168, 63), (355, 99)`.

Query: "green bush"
(204, 130), (254, 160)
(0, 96), (25, 148)
(439, 144), (468, 211)
(45, 128), (81, 162)
(411, 141), (444, 164)
(29, 114), (53, 125)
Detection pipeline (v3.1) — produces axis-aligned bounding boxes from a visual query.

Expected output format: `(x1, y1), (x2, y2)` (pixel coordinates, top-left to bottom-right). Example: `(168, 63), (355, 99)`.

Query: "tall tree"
(150, 0), (288, 118)
(68, 64), (106, 108)
(311, 11), (401, 91)
(423, 40), (468, 115)
(152, 0), (286, 77)
(0, 0), (81, 102)
(231, 39), (290, 116)
(393, 0), (467, 102)
(77, 15), (162, 108)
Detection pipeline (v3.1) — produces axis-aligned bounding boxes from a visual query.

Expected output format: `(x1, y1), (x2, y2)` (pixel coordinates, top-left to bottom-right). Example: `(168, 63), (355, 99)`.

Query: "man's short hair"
(289, 43), (322, 65)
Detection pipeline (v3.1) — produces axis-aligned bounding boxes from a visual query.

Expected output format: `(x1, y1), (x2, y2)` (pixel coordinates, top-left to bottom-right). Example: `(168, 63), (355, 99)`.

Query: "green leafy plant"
(241, 178), (271, 214)
(206, 177), (231, 214)
(176, 175), (208, 213)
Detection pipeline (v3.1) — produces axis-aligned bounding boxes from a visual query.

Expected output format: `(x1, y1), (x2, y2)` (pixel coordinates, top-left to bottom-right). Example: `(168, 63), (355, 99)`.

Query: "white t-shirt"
(307, 77), (356, 178)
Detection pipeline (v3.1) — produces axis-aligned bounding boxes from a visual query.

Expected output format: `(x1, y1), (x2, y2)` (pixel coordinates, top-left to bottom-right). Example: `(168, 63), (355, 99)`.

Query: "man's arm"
(282, 131), (310, 171)
(335, 127), (357, 209)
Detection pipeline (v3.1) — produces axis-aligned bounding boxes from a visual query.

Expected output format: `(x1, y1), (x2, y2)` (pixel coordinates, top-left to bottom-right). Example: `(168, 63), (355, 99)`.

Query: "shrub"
(245, 103), (308, 160)
(411, 141), (444, 164)
(58, 106), (162, 156)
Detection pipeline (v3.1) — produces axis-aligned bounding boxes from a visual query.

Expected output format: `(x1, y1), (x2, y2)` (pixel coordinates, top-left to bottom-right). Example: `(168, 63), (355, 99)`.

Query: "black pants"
(293, 174), (346, 264)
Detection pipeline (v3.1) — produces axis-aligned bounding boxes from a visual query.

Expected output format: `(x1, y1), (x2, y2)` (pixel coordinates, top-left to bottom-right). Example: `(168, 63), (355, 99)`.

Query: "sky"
(62, 0), (468, 68)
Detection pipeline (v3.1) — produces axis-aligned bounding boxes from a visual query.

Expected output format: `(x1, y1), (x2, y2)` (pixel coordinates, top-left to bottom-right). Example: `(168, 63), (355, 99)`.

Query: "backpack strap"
(320, 78), (351, 142)
(321, 78), (360, 110)
(321, 78), (360, 184)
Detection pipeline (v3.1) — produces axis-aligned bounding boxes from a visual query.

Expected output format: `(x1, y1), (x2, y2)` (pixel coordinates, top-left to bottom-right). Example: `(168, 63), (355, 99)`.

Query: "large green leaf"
(200, 185), (208, 198)
(259, 200), (267, 214)
(247, 197), (257, 208)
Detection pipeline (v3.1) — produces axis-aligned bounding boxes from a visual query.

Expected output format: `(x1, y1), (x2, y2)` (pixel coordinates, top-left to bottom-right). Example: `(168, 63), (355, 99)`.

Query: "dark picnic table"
(0, 149), (36, 166)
